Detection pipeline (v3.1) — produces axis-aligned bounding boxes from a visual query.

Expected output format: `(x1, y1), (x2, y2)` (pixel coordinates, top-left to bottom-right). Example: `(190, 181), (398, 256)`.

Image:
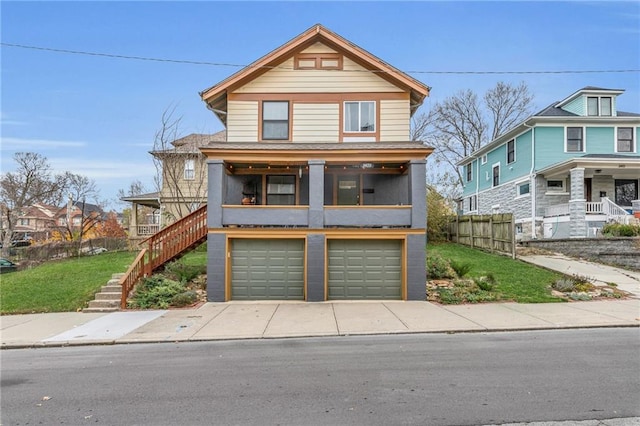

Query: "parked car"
(0, 258), (17, 274)
(85, 247), (108, 255)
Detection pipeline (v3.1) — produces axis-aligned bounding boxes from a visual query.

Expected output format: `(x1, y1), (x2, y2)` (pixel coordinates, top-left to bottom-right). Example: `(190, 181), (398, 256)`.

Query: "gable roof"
(200, 24), (430, 124)
(151, 130), (227, 156)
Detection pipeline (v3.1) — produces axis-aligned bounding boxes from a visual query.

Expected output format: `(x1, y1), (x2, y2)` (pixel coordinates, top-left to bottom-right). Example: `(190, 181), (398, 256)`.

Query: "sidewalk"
(2, 254), (639, 350)
(1, 299), (638, 349)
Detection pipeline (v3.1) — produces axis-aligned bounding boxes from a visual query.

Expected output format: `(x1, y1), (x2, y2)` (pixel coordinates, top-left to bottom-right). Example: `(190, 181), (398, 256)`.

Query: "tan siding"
(227, 101), (259, 142)
(379, 100), (410, 141)
(234, 57), (402, 94)
(292, 103), (340, 143)
(301, 42), (337, 54)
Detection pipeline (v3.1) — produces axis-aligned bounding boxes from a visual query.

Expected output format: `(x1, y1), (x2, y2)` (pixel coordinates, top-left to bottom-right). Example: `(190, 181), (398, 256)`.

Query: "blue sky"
(2, 1), (639, 210)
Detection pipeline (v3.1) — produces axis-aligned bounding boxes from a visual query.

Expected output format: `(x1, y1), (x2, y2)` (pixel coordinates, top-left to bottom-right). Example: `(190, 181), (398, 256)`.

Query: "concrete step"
(83, 306), (119, 313)
(86, 300), (120, 309)
(94, 292), (121, 301)
(107, 279), (122, 286)
(112, 273), (125, 280)
(101, 285), (122, 293)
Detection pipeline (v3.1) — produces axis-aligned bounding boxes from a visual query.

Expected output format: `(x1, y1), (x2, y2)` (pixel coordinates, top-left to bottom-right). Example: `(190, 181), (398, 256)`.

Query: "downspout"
(524, 122), (536, 239)
(475, 155), (480, 212)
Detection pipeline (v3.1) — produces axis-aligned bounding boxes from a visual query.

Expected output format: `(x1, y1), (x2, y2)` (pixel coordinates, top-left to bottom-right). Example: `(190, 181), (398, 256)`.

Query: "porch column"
(409, 160), (427, 229)
(569, 167), (587, 238)
(130, 202), (138, 237)
(207, 159), (224, 228)
(206, 159), (225, 302)
(308, 160), (325, 229)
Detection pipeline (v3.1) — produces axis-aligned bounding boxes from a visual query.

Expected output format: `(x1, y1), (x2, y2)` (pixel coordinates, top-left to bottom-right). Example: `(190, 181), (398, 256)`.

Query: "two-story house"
(458, 87), (640, 240)
(198, 24), (433, 302)
(122, 130), (226, 244)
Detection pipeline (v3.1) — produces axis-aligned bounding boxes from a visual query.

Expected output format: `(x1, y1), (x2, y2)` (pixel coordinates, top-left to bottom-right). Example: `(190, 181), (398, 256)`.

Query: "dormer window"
(587, 96), (612, 116)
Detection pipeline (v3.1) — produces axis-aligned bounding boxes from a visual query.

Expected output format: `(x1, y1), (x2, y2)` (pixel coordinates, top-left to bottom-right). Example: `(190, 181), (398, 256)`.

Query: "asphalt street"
(1, 328), (639, 426)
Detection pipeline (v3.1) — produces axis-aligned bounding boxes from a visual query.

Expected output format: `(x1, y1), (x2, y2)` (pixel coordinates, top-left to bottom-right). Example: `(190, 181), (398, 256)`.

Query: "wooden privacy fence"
(448, 214), (515, 258)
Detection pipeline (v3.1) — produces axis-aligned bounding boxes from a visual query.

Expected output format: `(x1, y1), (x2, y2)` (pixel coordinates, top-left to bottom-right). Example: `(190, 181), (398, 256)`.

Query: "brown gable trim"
(228, 92), (408, 102)
(200, 24), (429, 107)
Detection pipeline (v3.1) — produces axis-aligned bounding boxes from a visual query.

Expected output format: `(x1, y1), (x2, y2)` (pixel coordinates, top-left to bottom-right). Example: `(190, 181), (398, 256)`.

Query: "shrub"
(165, 260), (206, 283)
(171, 290), (198, 307)
(553, 278), (574, 292)
(450, 260), (472, 278)
(427, 254), (456, 279)
(602, 223), (640, 237)
(129, 276), (185, 309)
(474, 276), (495, 292)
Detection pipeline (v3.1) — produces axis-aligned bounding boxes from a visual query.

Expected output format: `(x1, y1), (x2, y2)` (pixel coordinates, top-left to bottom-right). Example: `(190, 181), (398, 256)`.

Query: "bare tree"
(0, 152), (68, 255)
(413, 81), (535, 189)
(151, 106), (208, 223)
(64, 172), (100, 203)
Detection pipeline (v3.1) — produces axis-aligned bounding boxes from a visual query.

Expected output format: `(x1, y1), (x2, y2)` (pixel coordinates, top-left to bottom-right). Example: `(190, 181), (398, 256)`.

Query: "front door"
(337, 175), (360, 205)
(584, 178), (592, 202)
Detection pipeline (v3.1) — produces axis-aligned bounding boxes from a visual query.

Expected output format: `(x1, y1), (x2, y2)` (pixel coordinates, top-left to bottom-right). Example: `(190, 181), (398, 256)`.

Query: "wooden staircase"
(116, 205), (208, 309)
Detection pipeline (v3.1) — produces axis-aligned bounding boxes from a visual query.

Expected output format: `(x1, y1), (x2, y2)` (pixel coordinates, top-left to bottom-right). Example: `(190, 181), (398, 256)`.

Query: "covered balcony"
(202, 142), (432, 230)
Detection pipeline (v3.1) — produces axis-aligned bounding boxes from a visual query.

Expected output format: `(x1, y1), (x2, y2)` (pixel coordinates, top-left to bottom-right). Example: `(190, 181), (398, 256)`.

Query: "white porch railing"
(545, 197), (631, 223)
(137, 224), (160, 236)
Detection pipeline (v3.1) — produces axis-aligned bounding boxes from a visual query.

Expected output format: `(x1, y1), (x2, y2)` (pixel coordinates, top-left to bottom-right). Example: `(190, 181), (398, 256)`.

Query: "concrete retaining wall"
(522, 237), (640, 271)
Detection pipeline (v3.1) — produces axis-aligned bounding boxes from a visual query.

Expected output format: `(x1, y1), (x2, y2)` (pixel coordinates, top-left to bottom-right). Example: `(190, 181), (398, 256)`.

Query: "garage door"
(328, 239), (402, 300)
(231, 239), (304, 300)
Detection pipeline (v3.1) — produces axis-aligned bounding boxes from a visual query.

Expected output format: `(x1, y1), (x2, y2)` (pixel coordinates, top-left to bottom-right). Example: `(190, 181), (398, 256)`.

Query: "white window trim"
(615, 126), (636, 154)
(467, 194), (477, 213)
(184, 159), (195, 180)
(491, 162), (500, 188)
(506, 139), (516, 164)
(481, 154), (487, 165)
(466, 163), (473, 182)
(545, 178), (568, 195)
(586, 96), (613, 117)
(515, 179), (531, 198)
(343, 101), (376, 133)
(565, 126), (586, 153)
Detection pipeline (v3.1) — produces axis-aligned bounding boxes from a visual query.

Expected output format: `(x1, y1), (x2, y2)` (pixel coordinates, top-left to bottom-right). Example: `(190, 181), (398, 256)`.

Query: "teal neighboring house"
(458, 87), (640, 240)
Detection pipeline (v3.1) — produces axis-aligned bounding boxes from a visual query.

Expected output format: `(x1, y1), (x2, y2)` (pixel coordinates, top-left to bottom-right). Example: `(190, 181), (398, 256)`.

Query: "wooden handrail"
(120, 204), (208, 308)
(119, 248), (149, 309)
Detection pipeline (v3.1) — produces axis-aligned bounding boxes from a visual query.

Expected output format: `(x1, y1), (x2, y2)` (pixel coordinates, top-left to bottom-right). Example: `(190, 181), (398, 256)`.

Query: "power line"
(2, 42), (639, 75)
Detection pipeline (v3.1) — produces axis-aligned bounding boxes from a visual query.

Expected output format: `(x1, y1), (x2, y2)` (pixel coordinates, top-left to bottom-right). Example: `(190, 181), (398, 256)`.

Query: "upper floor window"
(566, 127), (584, 152)
(19, 218), (29, 226)
(466, 163), (472, 182)
(294, 54), (343, 70)
(507, 139), (515, 164)
(184, 159), (195, 180)
(587, 96), (612, 116)
(262, 101), (289, 140)
(617, 127), (634, 153)
(266, 175), (296, 205)
(481, 154), (487, 165)
(492, 164), (500, 187)
(344, 101), (375, 132)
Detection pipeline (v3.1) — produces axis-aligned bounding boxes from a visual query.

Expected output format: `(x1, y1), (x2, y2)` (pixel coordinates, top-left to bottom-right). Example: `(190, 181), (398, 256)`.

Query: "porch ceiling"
(538, 156), (640, 179)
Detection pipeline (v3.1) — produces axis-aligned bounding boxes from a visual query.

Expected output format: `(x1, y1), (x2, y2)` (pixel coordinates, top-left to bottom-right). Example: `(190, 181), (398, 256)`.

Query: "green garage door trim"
(328, 239), (402, 300)
(231, 239), (305, 300)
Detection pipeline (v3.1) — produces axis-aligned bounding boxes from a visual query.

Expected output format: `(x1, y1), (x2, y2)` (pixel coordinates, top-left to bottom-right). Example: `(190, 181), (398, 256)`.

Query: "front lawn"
(428, 243), (563, 303)
(0, 251), (137, 314)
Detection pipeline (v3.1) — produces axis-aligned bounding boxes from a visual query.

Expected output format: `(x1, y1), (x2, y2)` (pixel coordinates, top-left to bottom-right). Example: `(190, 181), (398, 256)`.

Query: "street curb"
(2, 323), (638, 350)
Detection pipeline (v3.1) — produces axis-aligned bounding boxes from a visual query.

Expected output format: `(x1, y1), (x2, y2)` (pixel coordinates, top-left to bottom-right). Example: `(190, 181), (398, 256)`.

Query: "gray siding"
(206, 233), (226, 302)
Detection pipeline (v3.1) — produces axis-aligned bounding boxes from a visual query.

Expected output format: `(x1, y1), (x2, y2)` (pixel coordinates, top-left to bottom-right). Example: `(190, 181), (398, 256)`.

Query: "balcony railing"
(136, 224), (160, 236)
(324, 206), (412, 227)
(221, 205), (413, 228)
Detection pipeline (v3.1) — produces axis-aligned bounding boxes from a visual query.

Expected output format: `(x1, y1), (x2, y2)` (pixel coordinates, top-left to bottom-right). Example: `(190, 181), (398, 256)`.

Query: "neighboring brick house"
(458, 87), (640, 240)
(55, 200), (105, 237)
(198, 24), (433, 302)
(11, 203), (58, 241)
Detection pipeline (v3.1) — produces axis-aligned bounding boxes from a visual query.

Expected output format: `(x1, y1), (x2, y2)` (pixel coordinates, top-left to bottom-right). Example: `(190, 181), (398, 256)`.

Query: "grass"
(180, 242), (207, 266)
(0, 251), (137, 314)
(428, 242), (564, 303)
